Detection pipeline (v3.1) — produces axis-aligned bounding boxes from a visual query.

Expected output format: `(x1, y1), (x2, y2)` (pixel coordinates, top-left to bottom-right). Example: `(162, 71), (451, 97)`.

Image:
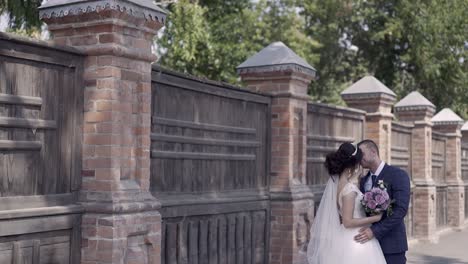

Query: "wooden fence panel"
(0, 33), (83, 264)
(391, 121), (414, 238)
(151, 66), (270, 264)
(432, 132), (448, 228)
(306, 103), (365, 214)
(462, 143), (468, 219)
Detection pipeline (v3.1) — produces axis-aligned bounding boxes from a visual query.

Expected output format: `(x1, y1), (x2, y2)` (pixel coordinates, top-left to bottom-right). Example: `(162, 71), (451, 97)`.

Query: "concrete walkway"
(408, 227), (468, 264)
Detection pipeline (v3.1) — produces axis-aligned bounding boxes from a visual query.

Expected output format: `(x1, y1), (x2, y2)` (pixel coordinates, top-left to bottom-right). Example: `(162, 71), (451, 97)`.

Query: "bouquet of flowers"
(361, 180), (394, 216)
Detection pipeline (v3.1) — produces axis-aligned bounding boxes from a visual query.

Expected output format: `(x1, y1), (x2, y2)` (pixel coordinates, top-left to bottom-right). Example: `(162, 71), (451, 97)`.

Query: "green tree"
(0, 0), (42, 32)
(156, 0), (214, 78)
(346, 0), (467, 117)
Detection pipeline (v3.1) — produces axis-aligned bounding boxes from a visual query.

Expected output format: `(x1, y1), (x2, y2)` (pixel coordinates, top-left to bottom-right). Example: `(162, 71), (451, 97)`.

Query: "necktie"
(371, 174), (377, 187)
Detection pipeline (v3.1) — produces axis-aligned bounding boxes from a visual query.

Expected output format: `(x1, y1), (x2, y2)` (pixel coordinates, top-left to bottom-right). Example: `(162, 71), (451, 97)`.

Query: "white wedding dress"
(307, 178), (386, 264)
(336, 183), (386, 263)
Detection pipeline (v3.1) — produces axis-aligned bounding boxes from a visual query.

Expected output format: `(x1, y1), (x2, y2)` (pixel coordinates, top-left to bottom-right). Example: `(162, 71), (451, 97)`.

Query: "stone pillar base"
(269, 189), (314, 264)
(413, 185), (438, 243)
(81, 196), (161, 264)
(447, 185), (465, 229)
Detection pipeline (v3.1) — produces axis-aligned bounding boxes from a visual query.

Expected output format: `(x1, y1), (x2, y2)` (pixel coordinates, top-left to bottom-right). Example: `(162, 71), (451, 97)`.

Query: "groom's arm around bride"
(355, 140), (411, 264)
(369, 166), (410, 242)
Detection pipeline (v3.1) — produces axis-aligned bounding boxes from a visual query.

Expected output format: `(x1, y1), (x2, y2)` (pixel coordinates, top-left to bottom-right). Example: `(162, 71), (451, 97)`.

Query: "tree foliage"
(0, 0), (41, 31)
(1, 0), (466, 117)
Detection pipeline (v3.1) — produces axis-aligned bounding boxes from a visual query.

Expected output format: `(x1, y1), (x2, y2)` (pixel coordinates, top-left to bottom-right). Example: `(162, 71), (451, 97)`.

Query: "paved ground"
(407, 227), (468, 264)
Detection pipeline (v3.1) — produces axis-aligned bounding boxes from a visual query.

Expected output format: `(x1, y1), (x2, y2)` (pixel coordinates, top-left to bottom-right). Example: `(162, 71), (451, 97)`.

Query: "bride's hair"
(324, 142), (363, 175)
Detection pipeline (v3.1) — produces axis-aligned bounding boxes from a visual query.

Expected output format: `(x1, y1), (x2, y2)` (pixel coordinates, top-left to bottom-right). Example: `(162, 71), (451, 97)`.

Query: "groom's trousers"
(384, 253), (406, 264)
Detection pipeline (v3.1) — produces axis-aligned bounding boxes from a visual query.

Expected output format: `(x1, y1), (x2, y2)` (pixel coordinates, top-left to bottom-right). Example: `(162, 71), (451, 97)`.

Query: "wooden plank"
(227, 215), (236, 264)
(199, 220), (208, 264)
(391, 146), (410, 152)
(178, 221), (189, 264)
(32, 240), (40, 264)
(244, 214), (252, 264)
(0, 205), (83, 220)
(152, 150), (256, 161)
(236, 214), (244, 264)
(0, 193), (77, 211)
(153, 117), (256, 135)
(0, 214), (76, 237)
(0, 42), (81, 68)
(0, 117), (56, 129)
(0, 93), (42, 107)
(306, 157), (326, 163)
(156, 189), (269, 207)
(0, 242), (13, 263)
(218, 216), (227, 264)
(306, 145), (338, 152)
(71, 60), (84, 192)
(0, 32), (84, 56)
(12, 242), (20, 264)
(391, 153), (410, 160)
(208, 218), (218, 264)
(152, 72), (271, 104)
(307, 134), (355, 143)
(166, 223), (177, 264)
(151, 133), (260, 147)
(252, 211), (266, 264)
(188, 221), (199, 264)
(390, 162), (409, 168)
(307, 103), (366, 121)
(160, 201), (269, 218)
(0, 140), (42, 151)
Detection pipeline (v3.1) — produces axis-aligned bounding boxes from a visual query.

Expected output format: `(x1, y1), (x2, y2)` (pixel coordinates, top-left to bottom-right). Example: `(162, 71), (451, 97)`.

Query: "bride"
(307, 142), (386, 263)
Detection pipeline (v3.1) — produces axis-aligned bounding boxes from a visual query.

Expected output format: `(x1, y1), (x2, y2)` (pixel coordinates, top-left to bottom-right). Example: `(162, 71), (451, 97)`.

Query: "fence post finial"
(341, 76), (396, 163)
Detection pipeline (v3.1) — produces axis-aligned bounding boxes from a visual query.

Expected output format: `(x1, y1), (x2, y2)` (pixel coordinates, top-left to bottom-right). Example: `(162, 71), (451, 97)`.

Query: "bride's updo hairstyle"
(324, 142), (363, 175)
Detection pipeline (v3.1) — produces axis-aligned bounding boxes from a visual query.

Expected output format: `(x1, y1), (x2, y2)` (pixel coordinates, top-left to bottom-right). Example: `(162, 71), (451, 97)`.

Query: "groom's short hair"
(358, 139), (380, 156)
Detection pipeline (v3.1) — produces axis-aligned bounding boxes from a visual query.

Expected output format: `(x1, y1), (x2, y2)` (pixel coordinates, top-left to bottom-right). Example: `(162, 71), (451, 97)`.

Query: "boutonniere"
(377, 180), (387, 191)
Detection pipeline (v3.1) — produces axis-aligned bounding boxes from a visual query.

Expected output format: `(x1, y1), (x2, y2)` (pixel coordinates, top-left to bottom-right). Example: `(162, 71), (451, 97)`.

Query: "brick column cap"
(432, 108), (464, 129)
(341, 76), (396, 101)
(236, 41), (316, 79)
(39, 0), (167, 22)
(394, 91), (436, 122)
(394, 91), (435, 112)
(341, 76), (396, 113)
(462, 121), (468, 131)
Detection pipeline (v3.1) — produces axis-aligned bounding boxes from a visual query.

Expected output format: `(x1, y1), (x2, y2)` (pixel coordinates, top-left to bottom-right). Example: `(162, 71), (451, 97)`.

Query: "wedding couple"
(307, 140), (411, 264)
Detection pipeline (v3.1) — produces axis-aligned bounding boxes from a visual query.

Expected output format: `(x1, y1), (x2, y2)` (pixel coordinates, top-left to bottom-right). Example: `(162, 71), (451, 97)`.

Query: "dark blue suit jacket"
(359, 164), (411, 254)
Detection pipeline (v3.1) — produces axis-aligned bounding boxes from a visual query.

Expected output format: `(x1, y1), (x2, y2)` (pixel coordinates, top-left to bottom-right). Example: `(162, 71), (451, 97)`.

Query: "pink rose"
(375, 195), (386, 205)
(382, 191), (389, 200)
(368, 200), (377, 210)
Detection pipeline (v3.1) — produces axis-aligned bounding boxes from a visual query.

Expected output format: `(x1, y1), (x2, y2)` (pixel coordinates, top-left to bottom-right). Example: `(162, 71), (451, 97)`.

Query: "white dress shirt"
(364, 161), (385, 192)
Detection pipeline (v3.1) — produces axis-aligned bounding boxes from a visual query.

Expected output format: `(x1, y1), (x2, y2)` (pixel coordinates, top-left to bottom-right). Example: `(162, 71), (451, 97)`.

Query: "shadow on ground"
(408, 254), (468, 264)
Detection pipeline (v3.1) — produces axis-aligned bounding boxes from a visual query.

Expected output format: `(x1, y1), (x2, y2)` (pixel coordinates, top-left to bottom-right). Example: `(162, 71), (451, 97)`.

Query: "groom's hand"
(354, 227), (374, 244)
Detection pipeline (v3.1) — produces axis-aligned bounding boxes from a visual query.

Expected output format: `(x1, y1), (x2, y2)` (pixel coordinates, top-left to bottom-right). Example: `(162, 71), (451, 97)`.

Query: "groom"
(355, 139), (411, 264)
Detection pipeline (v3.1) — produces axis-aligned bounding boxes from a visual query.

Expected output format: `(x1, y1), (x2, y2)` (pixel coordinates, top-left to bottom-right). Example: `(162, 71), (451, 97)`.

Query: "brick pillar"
(394, 91), (437, 242)
(341, 76), (396, 163)
(432, 109), (465, 230)
(40, 1), (166, 263)
(238, 42), (316, 264)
